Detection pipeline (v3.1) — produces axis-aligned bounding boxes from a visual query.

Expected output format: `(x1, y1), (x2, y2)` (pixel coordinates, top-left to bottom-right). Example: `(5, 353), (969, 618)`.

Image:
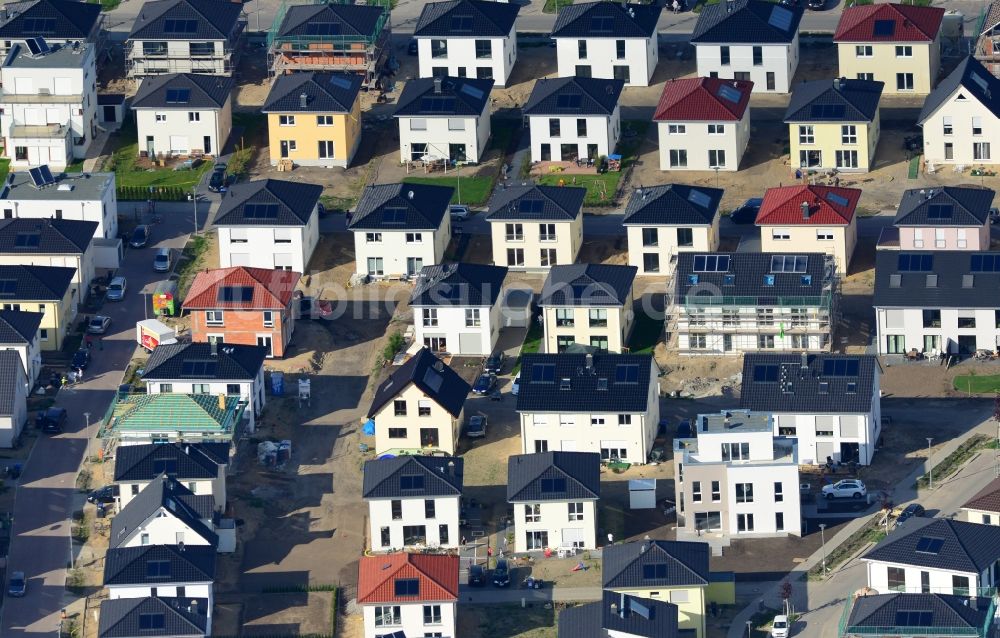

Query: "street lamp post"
(84, 412), (92, 463)
(927, 438), (934, 488)
(714, 166), (721, 188)
(192, 186), (199, 235)
(819, 523), (828, 575)
(746, 620), (753, 637)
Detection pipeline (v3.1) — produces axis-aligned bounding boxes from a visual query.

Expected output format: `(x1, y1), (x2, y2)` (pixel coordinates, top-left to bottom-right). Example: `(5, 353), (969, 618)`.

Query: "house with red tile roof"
(183, 266), (301, 358)
(653, 77), (753, 172)
(834, 3), (945, 95)
(358, 553), (459, 638)
(756, 185), (861, 274)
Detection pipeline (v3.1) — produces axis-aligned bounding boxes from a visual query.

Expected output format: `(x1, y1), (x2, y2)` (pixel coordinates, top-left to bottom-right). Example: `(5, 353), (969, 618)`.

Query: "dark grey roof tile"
(129, 0), (243, 40)
(739, 353), (879, 414)
(262, 72), (362, 113)
(410, 263), (508, 307)
(394, 76), (493, 117)
(622, 184), (722, 226)
(894, 186), (995, 226)
(142, 343), (266, 382)
(515, 353), (654, 413)
(524, 77), (624, 116)
(507, 452), (600, 502)
(863, 518), (1000, 573)
(362, 456), (464, 498)
(213, 179), (322, 227)
(692, 0), (803, 43)
(414, 0), (520, 37)
(603, 540), (710, 589)
(919, 56), (1000, 123)
(540, 264), (637, 307)
(0, 309), (43, 345)
(0, 264), (75, 300)
(552, 2), (662, 38)
(874, 250), (1000, 308)
(132, 73), (233, 110)
(104, 544), (215, 586)
(784, 78), (884, 123)
(367, 348), (470, 419)
(486, 185), (586, 221)
(113, 442), (229, 482)
(349, 183), (453, 231)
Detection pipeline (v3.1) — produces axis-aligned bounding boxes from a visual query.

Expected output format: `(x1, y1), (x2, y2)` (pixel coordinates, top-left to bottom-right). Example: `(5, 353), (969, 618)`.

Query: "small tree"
(780, 580), (793, 617)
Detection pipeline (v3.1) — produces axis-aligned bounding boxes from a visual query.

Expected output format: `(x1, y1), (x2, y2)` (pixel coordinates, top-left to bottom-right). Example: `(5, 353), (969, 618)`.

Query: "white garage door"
(458, 333), (480, 354)
(169, 135), (188, 154)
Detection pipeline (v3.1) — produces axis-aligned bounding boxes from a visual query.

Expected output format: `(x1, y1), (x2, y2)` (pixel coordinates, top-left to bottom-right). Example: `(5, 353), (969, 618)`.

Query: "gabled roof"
(414, 0), (520, 37)
(367, 348), (470, 419)
(893, 186), (995, 226)
(0, 309), (43, 345)
(622, 184), (722, 226)
(873, 250), (1000, 308)
(108, 394), (241, 436)
(551, 2), (662, 39)
(507, 452), (601, 502)
(559, 591), (683, 638)
(98, 596), (208, 638)
(540, 264), (637, 307)
(183, 266), (300, 310)
(784, 78), (884, 123)
(357, 553), (459, 605)
(863, 518), (1000, 573)
(962, 477), (1000, 514)
(0, 351), (24, 416)
(349, 183), (453, 231)
(523, 77), (624, 117)
(129, 0), (242, 40)
(142, 342), (266, 382)
(113, 442), (229, 483)
(674, 252), (828, 302)
(262, 72), (362, 114)
(603, 540), (710, 589)
(132, 73), (233, 110)
(362, 456), (464, 499)
(834, 3), (945, 43)
(653, 78), (753, 122)
(394, 76), (493, 117)
(0, 264), (75, 301)
(691, 0), (803, 44)
(919, 56), (1000, 123)
(756, 185), (860, 226)
(486, 184), (586, 221)
(276, 2), (386, 39)
(410, 263), (508, 308)
(845, 593), (992, 634)
(0, 218), (97, 254)
(213, 179), (321, 227)
(110, 474), (218, 550)
(516, 353), (654, 414)
(0, 0), (100, 40)
(739, 354), (879, 414)
(104, 544), (216, 586)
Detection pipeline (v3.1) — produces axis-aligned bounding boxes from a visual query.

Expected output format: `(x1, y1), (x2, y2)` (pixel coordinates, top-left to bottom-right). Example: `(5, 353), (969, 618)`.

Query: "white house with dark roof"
(394, 76), (493, 164)
(414, 0), (520, 86)
(213, 179), (322, 273)
(126, 0), (245, 77)
(0, 350), (28, 448)
(887, 186), (995, 252)
(410, 262), (508, 355)
(349, 182), (453, 279)
(114, 442), (230, 512)
(961, 477), (1000, 525)
(874, 250), (1000, 356)
(691, 0), (803, 94)
(540, 264), (637, 354)
(486, 184), (586, 271)
(863, 518), (1000, 597)
(132, 73), (234, 158)
(841, 593), (996, 638)
(551, 2), (662, 87)
(98, 596), (209, 638)
(622, 184), (722, 276)
(0, 218), (98, 307)
(362, 455), (463, 551)
(558, 591), (686, 638)
(110, 474), (224, 551)
(524, 77), (624, 163)
(0, 0), (103, 57)
(0, 170), (119, 242)
(367, 347), (471, 456)
(515, 353), (660, 464)
(141, 342), (267, 432)
(103, 544), (215, 610)
(740, 353), (881, 466)
(507, 451), (600, 551)
(0, 309), (43, 387)
(919, 56), (1000, 166)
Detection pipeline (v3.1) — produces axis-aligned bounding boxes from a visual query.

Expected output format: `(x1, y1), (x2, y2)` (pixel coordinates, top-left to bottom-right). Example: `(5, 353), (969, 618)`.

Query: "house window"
(155, 113), (167, 122)
(895, 45), (912, 57)
(448, 118), (465, 131)
(857, 72), (874, 81)
(505, 223), (523, 241)
(393, 400), (407, 417)
(406, 232), (423, 243)
(557, 336), (574, 352)
(475, 40), (491, 59)
(943, 116), (953, 135)
(439, 524), (449, 545)
(600, 445), (628, 461)
(766, 72), (776, 91)
(618, 414), (631, 426)
(841, 125), (857, 144)
(367, 258), (384, 276)
(975, 142), (991, 161)
(798, 125), (814, 144)
(775, 482), (784, 502)
(816, 229), (834, 241)
(720, 46), (730, 65)
(410, 118), (427, 131)
(958, 313), (976, 329)
(759, 334), (775, 349)
(588, 308), (608, 328)
(752, 46), (762, 66)
(540, 248), (557, 267)
(431, 40), (447, 58)
(263, 311), (274, 327)
(549, 118), (560, 136)
(425, 499), (436, 519)
(391, 500), (402, 520)
(692, 481), (702, 502)
(418, 400), (431, 416)
(422, 309), (438, 327)
(555, 308), (574, 327)
(159, 383), (173, 393)
(776, 512), (784, 532)
(641, 227), (658, 247)
(318, 141), (335, 158)
(568, 502), (584, 521)
(643, 253), (660, 273)
(539, 223), (556, 242)
(403, 526), (426, 545)
(388, 427), (406, 438)
(317, 115), (334, 126)
(375, 606), (401, 626)
(708, 124), (725, 135)
(616, 39), (626, 59)
(279, 115), (295, 126)
(667, 124), (686, 135)
(923, 309), (941, 328)
(205, 310), (223, 325)
(577, 118), (587, 136)
(721, 442), (749, 461)
(836, 150), (858, 169)
(188, 112), (200, 122)
(591, 416), (606, 426)
(711, 480), (720, 501)
(669, 149), (687, 168)
(972, 116), (984, 136)
(772, 229), (790, 240)
(366, 232), (382, 243)
(525, 504), (541, 522)
(689, 334), (707, 349)
(708, 149), (726, 168)
(896, 73), (914, 91)
(578, 40), (587, 58)
(887, 567), (905, 592)
(424, 605), (442, 625)
(465, 309), (481, 327)
(737, 513), (754, 532)
(856, 45), (872, 57)
(735, 483), (754, 503)
(507, 248), (524, 266)
(953, 575), (971, 596)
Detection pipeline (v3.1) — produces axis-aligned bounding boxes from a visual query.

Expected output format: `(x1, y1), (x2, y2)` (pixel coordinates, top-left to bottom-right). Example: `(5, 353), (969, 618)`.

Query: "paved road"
(0, 196), (213, 637)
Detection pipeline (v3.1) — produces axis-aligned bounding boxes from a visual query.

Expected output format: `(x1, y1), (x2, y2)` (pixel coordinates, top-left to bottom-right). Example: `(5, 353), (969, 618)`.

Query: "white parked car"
(822, 479), (867, 500)
(770, 615), (789, 638)
(511, 374), (520, 396)
(449, 205), (470, 221)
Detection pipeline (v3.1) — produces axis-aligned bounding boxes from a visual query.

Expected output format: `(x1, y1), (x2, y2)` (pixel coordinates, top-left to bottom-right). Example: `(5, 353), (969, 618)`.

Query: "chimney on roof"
(800, 352), (808, 375)
(408, 190), (415, 200)
(210, 340), (218, 357)
(833, 77), (842, 91)
(300, 93), (308, 109)
(434, 77), (442, 94)
(585, 353), (593, 372)
(189, 599), (198, 614)
(218, 393), (226, 410)
(801, 201), (810, 220)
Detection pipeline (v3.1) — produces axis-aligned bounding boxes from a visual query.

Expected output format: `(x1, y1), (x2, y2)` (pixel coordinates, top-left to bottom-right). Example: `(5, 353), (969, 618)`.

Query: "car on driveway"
(467, 564), (485, 586)
(71, 349), (91, 370)
(449, 205), (470, 221)
(87, 315), (112, 334)
(129, 225), (150, 248)
(895, 503), (925, 528)
(465, 415), (488, 438)
(106, 276), (127, 301)
(730, 198), (763, 224)
(37, 407), (67, 434)
(87, 485), (118, 505)
(7, 571), (25, 597)
(492, 559), (510, 587)
(511, 374), (520, 396)
(822, 479), (867, 499)
(472, 373), (496, 395)
(208, 163), (231, 192)
(484, 351), (505, 374)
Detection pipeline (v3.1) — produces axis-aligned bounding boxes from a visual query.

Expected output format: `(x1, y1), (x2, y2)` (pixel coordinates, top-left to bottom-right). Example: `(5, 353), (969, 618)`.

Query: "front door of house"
(103, 105), (117, 123)
(420, 428), (439, 448)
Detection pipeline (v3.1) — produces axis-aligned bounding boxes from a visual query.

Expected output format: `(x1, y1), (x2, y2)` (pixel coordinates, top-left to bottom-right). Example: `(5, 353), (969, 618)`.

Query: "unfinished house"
(977, 3), (1000, 78)
(267, 0), (391, 90)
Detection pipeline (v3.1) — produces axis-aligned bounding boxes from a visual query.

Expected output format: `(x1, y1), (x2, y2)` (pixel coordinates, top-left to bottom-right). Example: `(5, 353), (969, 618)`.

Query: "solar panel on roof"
(24, 37), (49, 55)
(519, 199), (543, 214)
(823, 358), (859, 377)
(717, 84), (742, 103)
(927, 203), (953, 219)
(383, 207), (407, 224)
(971, 254), (1000, 272)
(165, 88), (190, 104)
(217, 286), (253, 303)
(540, 478), (567, 492)
(687, 189), (712, 208)
(555, 94), (582, 109)
(915, 537), (944, 554)
(14, 233), (39, 248)
(139, 613), (165, 630)
(872, 19), (896, 37)
(243, 203), (279, 219)
(394, 578), (419, 596)
(895, 611), (934, 627)
(28, 167), (44, 187)
(971, 71), (990, 94)
(420, 96), (456, 112)
(39, 165), (54, 184)
(770, 255), (808, 273)
(754, 364), (779, 382)
(459, 83), (485, 101)
(328, 75), (353, 90)
(22, 18), (56, 35)
(809, 104), (846, 119)
(692, 254), (729, 272)
(615, 364), (639, 384)
(0, 280), (16, 298)
(306, 22), (341, 35)
(897, 253), (933, 272)
(768, 5), (794, 31)
(825, 191), (850, 207)
(422, 367), (443, 392)
(451, 15), (473, 31)
(180, 360), (218, 377)
(532, 363), (555, 383)
(163, 19), (197, 34)
(591, 16), (613, 33)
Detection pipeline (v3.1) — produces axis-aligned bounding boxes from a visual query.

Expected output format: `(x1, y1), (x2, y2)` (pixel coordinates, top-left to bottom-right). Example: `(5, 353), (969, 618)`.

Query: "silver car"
(106, 276), (127, 301)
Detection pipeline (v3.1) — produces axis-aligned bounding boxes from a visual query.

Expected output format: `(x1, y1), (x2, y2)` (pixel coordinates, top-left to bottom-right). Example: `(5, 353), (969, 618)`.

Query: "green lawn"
(542, 0), (573, 13)
(0, 158), (10, 185)
(64, 159), (85, 173)
(908, 154), (921, 179)
(105, 121), (212, 190)
(953, 375), (1000, 394)
(627, 311), (663, 354)
(402, 175), (495, 206)
(88, 0), (121, 11)
(512, 319), (544, 376)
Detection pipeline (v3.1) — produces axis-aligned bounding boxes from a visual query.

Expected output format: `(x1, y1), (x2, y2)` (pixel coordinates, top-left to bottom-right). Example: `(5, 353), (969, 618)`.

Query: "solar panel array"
(927, 203), (953, 219)
(822, 358), (859, 376)
(459, 83), (484, 101)
(809, 104), (846, 119)
(768, 6), (794, 31)
(217, 285), (253, 303)
(914, 536), (944, 554)
(556, 94), (582, 109)
(687, 189), (712, 208)
(692, 254), (730, 272)
(894, 611), (934, 627)
(165, 88), (190, 104)
(24, 37), (49, 56)
(14, 233), (40, 247)
(591, 16), (613, 33)
(451, 15), (473, 31)
(717, 84), (742, 104)
(28, 165), (54, 187)
(394, 578), (419, 596)
(897, 253), (933, 272)
(180, 359), (218, 377)
(243, 203), (279, 219)
(306, 22), (341, 36)
(399, 475), (424, 490)
(519, 199), (544, 214)
(971, 254), (1000, 272)
(328, 75), (353, 90)
(872, 19), (896, 37)
(22, 18), (56, 34)
(825, 191), (850, 208)
(615, 364), (639, 383)
(971, 71), (990, 94)
(163, 19), (198, 34)
(754, 364), (779, 382)
(531, 363), (555, 383)
(540, 478), (567, 492)
(382, 207), (407, 224)
(420, 96), (456, 112)
(770, 255), (808, 273)
(0, 280), (17, 298)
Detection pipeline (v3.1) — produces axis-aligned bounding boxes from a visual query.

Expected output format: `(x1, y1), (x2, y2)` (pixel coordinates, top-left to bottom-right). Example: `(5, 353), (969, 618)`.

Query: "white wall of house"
(107, 582), (213, 601)
(489, 217), (583, 271)
(0, 250), (94, 307)
(134, 100), (232, 157)
(0, 174), (118, 239)
(528, 108), (621, 162)
(117, 508), (214, 549)
(367, 494), (461, 550)
(398, 109), (491, 163)
(555, 36), (657, 87)
(118, 476), (222, 512)
(412, 303), (499, 356)
(724, 462), (801, 536)
(417, 28), (517, 86)
(145, 371), (265, 433)
(217, 209), (318, 273)
(771, 411), (880, 466)
(921, 88), (1000, 165)
(0, 334), (42, 388)
(0, 363), (27, 448)
(876, 306), (1000, 356)
(896, 225), (991, 251)
(372, 381), (463, 455)
(866, 560), (986, 597)
(656, 112), (750, 171)
(512, 499), (597, 551)
(353, 217), (451, 278)
(362, 600), (456, 638)
(128, 39), (232, 76)
(961, 507), (1000, 525)
(625, 221), (720, 275)
(519, 410), (657, 463)
(694, 39), (799, 93)
(542, 302), (634, 354)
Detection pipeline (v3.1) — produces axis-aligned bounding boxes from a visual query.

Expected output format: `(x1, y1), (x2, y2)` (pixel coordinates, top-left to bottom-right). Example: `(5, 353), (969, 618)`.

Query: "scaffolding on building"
(125, 23), (246, 79)
(266, 0), (391, 88)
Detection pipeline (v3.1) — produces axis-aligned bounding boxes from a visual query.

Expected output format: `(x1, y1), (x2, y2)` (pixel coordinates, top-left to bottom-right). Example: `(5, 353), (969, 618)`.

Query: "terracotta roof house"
(357, 553), (459, 638)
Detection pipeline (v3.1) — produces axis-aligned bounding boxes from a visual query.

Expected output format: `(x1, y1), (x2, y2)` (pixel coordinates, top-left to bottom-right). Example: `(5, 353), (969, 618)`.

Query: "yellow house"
(602, 540), (711, 638)
(366, 347), (470, 456)
(786, 78), (883, 173)
(486, 184), (586, 271)
(756, 184), (861, 275)
(539, 264), (637, 354)
(262, 72), (363, 168)
(0, 265), (76, 351)
(834, 3), (944, 95)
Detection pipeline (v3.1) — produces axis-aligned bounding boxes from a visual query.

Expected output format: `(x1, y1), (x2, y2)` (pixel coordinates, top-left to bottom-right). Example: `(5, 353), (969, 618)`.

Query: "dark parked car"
(37, 407), (68, 433)
(492, 559), (510, 587)
(472, 373), (497, 395)
(72, 349), (91, 370)
(730, 198), (763, 224)
(465, 415), (488, 438)
(807, 0), (825, 9)
(407, 38), (418, 55)
(129, 225), (150, 248)
(895, 503), (926, 528)
(208, 163), (231, 192)
(484, 352), (505, 375)
(87, 485), (118, 504)
(467, 564), (486, 586)
(7, 571), (25, 597)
